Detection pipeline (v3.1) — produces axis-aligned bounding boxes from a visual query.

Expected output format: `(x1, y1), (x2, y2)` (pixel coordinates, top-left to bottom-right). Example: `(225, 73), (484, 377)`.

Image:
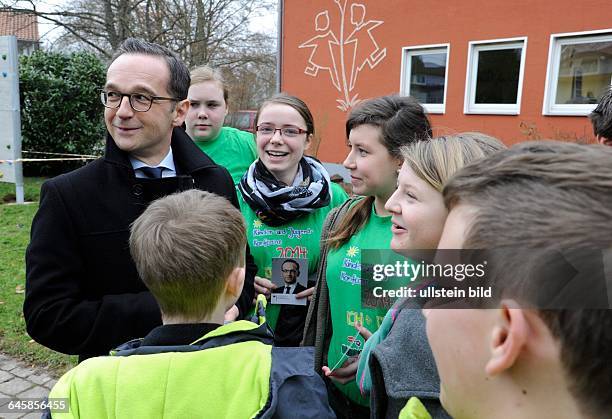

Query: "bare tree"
(223, 47), (276, 109)
(2, 0), (277, 106)
(4, 0), (274, 60)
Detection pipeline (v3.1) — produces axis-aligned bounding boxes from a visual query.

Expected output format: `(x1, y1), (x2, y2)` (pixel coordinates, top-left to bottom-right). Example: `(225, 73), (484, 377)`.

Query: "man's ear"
(225, 266), (245, 299)
(485, 300), (529, 376)
(172, 99), (190, 127)
(596, 135), (612, 146)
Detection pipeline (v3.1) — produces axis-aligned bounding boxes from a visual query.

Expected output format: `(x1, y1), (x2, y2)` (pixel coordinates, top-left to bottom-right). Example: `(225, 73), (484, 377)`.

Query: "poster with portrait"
(271, 257), (309, 305)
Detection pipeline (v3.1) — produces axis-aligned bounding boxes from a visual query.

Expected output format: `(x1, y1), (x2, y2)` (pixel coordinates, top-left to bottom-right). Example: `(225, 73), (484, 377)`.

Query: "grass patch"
(0, 179), (77, 377)
(0, 178), (45, 203)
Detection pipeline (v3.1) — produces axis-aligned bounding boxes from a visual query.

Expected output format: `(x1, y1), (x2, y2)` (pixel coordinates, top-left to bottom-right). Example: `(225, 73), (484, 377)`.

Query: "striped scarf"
(238, 156), (331, 226)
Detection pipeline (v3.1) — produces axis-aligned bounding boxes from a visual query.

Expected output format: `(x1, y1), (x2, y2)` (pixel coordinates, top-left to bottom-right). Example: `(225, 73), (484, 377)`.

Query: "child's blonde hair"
(401, 132), (506, 192)
(130, 190), (245, 320)
(190, 65), (228, 103)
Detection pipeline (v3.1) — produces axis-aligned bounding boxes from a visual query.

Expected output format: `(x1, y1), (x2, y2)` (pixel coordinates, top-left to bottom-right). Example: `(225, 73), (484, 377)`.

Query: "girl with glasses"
(237, 93), (348, 347)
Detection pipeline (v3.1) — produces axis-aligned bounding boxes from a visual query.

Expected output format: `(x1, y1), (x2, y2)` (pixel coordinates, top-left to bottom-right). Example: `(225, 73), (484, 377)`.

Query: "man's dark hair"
(282, 259), (300, 272)
(589, 86), (612, 140)
(443, 141), (612, 419)
(110, 38), (190, 100)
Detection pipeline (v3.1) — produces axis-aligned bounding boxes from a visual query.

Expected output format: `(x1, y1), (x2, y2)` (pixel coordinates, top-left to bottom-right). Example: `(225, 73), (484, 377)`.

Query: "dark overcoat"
(24, 128), (256, 361)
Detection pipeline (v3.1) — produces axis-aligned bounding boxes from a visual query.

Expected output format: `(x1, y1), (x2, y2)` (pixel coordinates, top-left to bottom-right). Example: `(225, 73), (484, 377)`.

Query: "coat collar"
(140, 323), (221, 346)
(110, 321), (274, 357)
(104, 127), (218, 174)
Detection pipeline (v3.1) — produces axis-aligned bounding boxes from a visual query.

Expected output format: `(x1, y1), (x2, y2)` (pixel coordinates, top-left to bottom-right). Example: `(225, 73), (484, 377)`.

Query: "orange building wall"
(281, 0), (611, 163)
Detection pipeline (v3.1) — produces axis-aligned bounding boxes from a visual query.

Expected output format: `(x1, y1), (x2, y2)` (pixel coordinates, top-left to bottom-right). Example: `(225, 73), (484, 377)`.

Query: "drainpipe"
(275, 0), (283, 93)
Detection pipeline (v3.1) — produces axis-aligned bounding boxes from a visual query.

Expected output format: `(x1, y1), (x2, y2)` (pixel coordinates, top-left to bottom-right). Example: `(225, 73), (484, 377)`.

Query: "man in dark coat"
(24, 38), (256, 362)
(274, 259), (307, 295)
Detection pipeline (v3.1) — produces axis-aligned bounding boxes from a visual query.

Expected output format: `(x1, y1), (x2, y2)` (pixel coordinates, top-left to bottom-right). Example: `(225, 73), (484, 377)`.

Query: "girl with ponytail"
(303, 95), (431, 418)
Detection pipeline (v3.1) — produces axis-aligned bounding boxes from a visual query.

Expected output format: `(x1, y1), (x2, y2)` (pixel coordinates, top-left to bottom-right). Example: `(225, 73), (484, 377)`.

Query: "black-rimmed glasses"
(100, 90), (180, 112)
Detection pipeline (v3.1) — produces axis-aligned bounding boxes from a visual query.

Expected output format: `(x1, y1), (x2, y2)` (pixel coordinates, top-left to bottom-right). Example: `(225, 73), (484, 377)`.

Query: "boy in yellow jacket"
(46, 190), (334, 418)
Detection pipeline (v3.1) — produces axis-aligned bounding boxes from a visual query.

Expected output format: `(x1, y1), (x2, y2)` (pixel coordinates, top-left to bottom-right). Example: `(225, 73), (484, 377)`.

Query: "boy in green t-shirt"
(47, 190), (333, 419)
(185, 65), (257, 184)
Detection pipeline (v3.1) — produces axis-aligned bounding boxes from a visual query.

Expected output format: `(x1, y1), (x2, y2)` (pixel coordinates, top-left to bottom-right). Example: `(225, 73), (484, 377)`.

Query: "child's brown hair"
(443, 141), (612, 418)
(130, 190), (246, 320)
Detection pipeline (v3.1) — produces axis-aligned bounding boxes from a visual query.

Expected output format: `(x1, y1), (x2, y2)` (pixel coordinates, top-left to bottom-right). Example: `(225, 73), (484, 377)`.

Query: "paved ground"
(0, 353), (57, 419)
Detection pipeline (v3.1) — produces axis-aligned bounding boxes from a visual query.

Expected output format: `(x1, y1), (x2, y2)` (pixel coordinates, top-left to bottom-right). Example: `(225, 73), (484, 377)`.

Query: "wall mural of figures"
(299, 1), (387, 112)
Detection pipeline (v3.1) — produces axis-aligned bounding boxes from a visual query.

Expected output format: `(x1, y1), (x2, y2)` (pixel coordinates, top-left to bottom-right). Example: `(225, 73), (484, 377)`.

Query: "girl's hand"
(254, 276), (276, 296)
(355, 320), (372, 340)
(296, 286), (315, 301)
(322, 356), (359, 384)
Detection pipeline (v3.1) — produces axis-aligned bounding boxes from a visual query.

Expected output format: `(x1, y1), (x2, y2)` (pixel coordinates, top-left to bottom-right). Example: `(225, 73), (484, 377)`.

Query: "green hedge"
(19, 51), (106, 176)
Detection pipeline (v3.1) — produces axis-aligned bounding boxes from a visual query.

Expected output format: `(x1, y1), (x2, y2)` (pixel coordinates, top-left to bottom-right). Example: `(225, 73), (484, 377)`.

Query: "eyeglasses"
(281, 269), (298, 274)
(257, 124), (308, 138)
(100, 90), (180, 112)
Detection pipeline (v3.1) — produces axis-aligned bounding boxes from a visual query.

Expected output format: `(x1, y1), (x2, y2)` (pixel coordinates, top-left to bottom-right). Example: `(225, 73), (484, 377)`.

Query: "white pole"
(9, 37), (24, 204)
(0, 36), (24, 203)
(275, 0), (283, 93)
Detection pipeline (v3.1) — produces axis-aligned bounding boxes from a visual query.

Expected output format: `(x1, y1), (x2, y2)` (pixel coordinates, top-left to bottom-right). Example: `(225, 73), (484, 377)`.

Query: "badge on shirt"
(270, 257), (309, 305)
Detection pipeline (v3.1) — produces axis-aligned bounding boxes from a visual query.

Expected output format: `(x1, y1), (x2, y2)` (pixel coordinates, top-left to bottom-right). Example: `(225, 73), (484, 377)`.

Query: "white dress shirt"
(130, 147), (176, 178)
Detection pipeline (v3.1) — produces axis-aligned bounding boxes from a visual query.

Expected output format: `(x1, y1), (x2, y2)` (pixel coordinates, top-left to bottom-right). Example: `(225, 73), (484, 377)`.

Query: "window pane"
(475, 48), (522, 104)
(225, 112), (251, 130)
(234, 113), (251, 130)
(555, 41), (612, 105)
(410, 52), (446, 104)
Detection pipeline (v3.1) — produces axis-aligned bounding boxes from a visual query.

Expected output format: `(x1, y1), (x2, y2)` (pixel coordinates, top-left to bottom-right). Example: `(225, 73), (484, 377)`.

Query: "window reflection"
(555, 41), (612, 104)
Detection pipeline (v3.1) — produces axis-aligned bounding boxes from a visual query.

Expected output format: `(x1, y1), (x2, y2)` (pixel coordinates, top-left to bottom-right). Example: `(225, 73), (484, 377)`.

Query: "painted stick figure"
(299, 10), (342, 91)
(345, 3), (387, 90)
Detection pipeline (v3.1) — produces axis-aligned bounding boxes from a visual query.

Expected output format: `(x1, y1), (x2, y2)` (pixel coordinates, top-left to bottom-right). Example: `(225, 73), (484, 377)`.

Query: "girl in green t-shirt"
(303, 95), (432, 418)
(237, 93), (348, 347)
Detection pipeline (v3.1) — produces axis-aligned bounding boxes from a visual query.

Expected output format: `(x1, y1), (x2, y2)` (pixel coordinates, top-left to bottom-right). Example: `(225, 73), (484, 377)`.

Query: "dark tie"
(285, 286), (291, 294)
(138, 167), (164, 179)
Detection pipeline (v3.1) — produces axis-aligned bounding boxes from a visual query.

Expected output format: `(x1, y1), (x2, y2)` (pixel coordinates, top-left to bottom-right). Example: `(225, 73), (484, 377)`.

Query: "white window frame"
(543, 29), (612, 116)
(464, 37), (527, 115)
(400, 43), (450, 114)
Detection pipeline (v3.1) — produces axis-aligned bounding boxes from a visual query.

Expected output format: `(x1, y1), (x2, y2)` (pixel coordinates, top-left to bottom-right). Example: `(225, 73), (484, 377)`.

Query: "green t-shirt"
(195, 126), (257, 184)
(239, 183), (348, 338)
(326, 201), (392, 406)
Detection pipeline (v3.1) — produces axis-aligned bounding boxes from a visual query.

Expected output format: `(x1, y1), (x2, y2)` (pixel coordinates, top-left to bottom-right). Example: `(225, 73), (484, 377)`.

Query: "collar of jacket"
(103, 126), (218, 174)
(110, 321), (274, 357)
